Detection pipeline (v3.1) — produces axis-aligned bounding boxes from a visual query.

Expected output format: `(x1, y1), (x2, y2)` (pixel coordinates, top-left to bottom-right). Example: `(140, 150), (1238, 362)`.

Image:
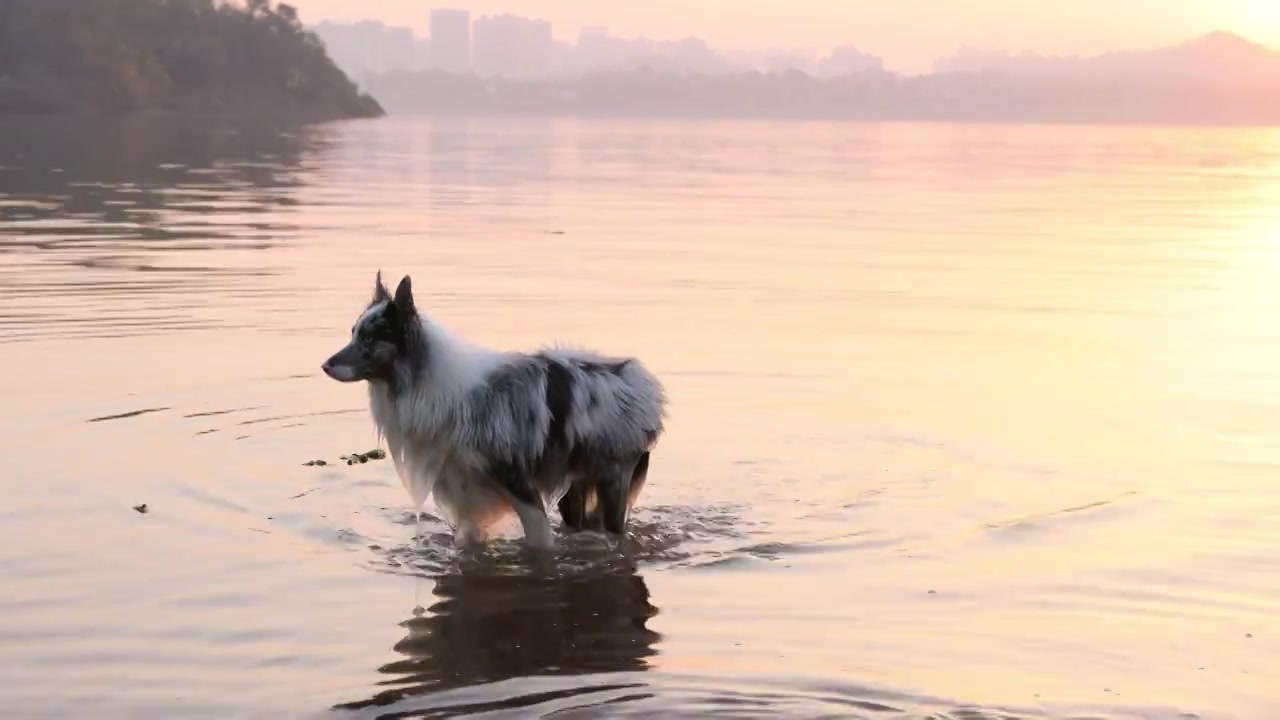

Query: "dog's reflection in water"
(334, 562), (661, 714)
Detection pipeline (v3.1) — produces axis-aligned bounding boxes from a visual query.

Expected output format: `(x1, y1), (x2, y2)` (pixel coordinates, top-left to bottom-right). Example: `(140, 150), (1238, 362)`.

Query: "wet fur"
(323, 272), (666, 548)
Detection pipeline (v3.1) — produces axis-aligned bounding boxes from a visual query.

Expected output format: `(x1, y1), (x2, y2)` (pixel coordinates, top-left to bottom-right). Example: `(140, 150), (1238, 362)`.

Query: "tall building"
(429, 9), (471, 73)
(313, 21), (415, 77)
(472, 14), (554, 79)
(576, 26), (654, 72)
(816, 45), (885, 76)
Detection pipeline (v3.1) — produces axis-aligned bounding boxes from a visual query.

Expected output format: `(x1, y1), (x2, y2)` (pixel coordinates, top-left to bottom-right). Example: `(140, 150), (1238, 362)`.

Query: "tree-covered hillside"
(0, 0), (384, 120)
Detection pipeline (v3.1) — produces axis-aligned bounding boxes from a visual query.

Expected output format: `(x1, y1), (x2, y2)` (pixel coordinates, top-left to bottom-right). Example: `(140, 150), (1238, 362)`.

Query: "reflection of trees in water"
(0, 116), (334, 342)
(335, 565), (661, 715)
(0, 116), (329, 251)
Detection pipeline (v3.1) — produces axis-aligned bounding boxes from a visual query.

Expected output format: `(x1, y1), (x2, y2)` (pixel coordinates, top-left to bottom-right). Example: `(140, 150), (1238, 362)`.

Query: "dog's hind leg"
(581, 485), (605, 532)
(628, 451), (651, 510)
(557, 483), (587, 532)
(558, 482), (607, 533)
(596, 454), (644, 536)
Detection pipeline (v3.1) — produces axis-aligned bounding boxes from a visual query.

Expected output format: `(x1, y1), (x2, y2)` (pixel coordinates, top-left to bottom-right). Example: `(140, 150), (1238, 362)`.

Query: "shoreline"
(0, 104), (385, 125)
(318, 107), (1280, 129)
(4, 106), (1278, 129)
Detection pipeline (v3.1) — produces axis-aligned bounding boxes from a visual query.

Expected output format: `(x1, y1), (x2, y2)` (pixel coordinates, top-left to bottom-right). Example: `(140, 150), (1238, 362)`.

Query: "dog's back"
(445, 348), (659, 531)
(530, 349), (664, 533)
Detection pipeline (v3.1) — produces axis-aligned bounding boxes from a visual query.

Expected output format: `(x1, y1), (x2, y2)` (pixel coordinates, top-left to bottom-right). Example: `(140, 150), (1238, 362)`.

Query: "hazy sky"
(287, 0), (1280, 72)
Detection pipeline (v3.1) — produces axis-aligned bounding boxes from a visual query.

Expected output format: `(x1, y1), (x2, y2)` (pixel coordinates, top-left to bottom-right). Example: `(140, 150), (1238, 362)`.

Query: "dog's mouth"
(321, 360), (361, 382)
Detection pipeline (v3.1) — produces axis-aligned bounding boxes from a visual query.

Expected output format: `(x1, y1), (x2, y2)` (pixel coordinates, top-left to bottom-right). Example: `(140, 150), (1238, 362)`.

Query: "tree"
(0, 0), (383, 118)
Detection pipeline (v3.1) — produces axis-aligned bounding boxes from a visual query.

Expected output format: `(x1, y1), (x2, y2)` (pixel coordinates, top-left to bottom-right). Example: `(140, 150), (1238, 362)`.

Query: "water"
(1, 115), (1278, 719)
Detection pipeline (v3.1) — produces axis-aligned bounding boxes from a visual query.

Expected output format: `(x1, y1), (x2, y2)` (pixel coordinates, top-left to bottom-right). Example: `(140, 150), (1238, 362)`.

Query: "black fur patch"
(489, 458), (539, 506)
(471, 358), (561, 501)
(351, 301), (428, 395)
(544, 360), (574, 451)
(358, 303), (407, 351)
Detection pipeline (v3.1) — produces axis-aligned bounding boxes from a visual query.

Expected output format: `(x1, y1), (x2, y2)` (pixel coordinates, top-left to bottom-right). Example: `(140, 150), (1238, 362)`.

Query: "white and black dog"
(321, 272), (666, 548)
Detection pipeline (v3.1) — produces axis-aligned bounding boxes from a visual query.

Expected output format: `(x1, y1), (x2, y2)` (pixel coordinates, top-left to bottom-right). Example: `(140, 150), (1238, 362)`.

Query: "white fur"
(365, 309), (508, 512)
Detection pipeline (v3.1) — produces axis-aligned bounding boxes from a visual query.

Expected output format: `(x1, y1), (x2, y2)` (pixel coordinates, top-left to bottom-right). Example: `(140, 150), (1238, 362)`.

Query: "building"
(576, 26), (654, 73)
(472, 14), (554, 79)
(313, 21), (416, 77)
(429, 9), (471, 73)
(816, 45), (885, 77)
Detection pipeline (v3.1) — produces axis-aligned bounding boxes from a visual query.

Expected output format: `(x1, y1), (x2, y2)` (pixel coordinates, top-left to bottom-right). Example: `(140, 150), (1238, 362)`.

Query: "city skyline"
(312, 9), (1280, 87)
(313, 11), (887, 80)
(285, 0), (1280, 73)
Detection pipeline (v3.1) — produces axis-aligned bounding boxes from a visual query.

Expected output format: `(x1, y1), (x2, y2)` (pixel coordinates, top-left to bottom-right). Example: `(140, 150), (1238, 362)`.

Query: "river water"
(1, 115), (1277, 719)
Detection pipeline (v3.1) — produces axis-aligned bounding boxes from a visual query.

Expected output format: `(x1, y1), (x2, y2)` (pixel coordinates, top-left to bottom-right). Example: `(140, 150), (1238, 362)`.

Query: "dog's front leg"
(454, 521), (489, 549)
(512, 500), (555, 549)
(486, 460), (555, 550)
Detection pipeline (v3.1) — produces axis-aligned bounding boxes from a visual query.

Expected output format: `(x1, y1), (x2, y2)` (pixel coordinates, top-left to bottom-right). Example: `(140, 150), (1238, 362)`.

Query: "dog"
(321, 271), (666, 548)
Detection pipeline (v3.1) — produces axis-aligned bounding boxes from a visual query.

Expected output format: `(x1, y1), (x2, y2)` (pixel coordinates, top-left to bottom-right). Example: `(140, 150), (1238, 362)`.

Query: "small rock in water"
(343, 449), (385, 464)
(133, 504), (149, 514)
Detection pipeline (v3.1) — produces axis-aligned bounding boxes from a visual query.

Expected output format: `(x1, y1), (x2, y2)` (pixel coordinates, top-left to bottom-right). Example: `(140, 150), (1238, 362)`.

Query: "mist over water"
(1, 115), (1278, 718)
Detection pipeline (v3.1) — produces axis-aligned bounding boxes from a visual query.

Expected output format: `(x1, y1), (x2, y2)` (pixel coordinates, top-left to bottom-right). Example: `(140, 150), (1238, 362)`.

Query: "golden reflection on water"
(0, 116), (1278, 718)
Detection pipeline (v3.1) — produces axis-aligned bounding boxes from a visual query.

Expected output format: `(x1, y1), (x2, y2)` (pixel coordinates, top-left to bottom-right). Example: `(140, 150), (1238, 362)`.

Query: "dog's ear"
(373, 269), (391, 303)
(393, 274), (416, 316)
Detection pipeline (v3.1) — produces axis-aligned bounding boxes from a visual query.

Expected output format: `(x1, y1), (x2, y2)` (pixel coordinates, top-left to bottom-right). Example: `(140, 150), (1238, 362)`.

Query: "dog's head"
(321, 271), (418, 384)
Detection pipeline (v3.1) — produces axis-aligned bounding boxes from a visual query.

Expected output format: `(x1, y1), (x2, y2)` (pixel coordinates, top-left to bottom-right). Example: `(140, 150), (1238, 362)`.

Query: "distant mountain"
(935, 32), (1280, 83)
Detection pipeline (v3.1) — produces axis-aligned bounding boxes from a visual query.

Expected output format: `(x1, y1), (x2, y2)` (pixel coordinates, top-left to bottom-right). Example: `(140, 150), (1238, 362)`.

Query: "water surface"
(1, 115), (1278, 719)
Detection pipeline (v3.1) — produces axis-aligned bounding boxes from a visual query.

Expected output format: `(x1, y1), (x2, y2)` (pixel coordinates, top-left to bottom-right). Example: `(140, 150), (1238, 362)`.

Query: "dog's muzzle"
(321, 343), (363, 382)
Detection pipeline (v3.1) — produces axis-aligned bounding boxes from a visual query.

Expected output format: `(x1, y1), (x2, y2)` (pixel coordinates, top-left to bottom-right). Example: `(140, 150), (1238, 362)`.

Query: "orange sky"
(285, 0), (1280, 71)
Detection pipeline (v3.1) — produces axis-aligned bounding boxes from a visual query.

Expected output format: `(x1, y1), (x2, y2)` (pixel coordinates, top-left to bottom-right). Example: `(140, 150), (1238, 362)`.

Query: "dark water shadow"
(0, 115), (327, 244)
(0, 115), (335, 344)
(359, 502), (761, 580)
(333, 562), (661, 717)
(328, 511), (1203, 720)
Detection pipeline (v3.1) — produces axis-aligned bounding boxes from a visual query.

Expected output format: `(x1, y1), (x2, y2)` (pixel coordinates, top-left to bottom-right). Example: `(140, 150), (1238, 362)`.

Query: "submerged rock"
(342, 449), (387, 465)
(306, 448), (387, 467)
